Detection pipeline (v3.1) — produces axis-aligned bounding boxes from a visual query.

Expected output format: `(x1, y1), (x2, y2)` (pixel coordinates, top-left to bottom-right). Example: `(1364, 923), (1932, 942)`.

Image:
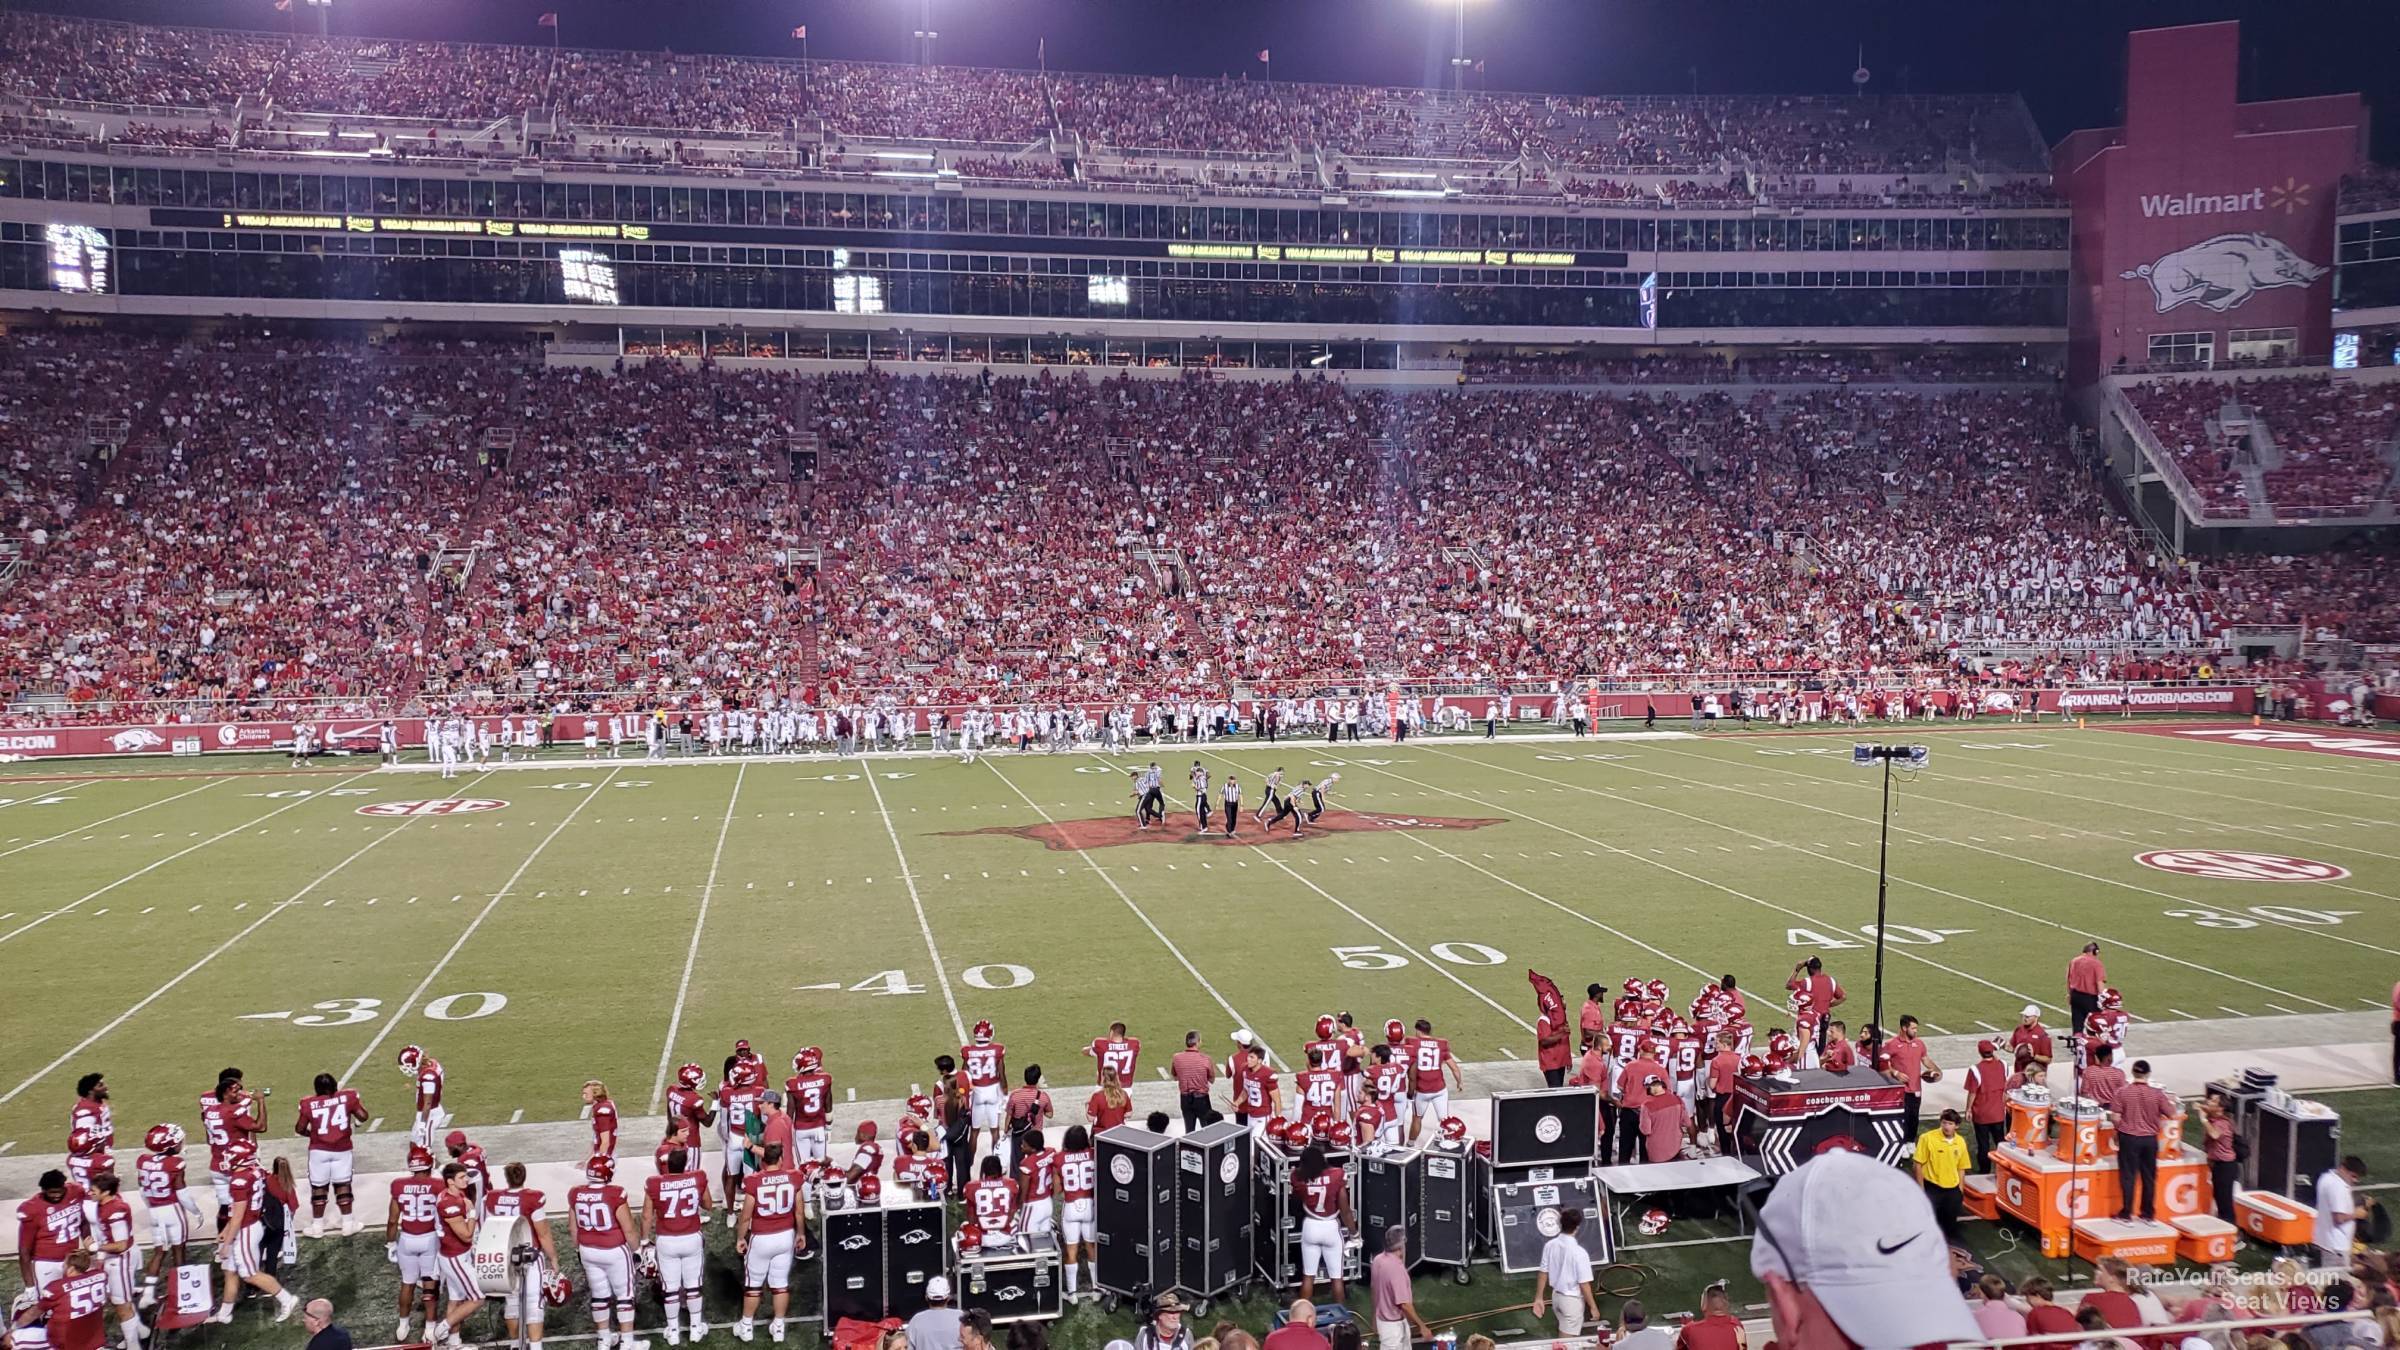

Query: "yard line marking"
(2264, 1003), (2302, 1015)
(1365, 756), (2061, 1017)
(0, 1142), (13, 1156)
(1563, 746), (2355, 1007)
(649, 763), (749, 1113)
(863, 759), (966, 1046)
(0, 778), (225, 862)
(2218, 1006), (2248, 1018)
(1974, 1021), (2000, 1032)
(1386, 817), (1710, 979)
(510, 1109), (524, 1124)
(1, 771), (485, 1105)
(2171, 1009), (2198, 1020)
(1924, 1023), (1951, 1035)
(369, 1118), (383, 1133)
(0, 769), (380, 944)
(343, 770), (620, 1084)
(985, 758), (1277, 1065)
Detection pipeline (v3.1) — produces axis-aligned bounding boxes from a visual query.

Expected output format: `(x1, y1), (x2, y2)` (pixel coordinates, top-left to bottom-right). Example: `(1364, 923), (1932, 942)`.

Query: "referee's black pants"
(1140, 788), (1165, 824)
(1195, 793), (1211, 829)
(1925, 1182), (1962, 1240)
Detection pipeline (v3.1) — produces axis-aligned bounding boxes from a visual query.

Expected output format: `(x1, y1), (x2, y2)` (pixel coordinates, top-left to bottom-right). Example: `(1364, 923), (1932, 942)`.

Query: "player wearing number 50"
(735, 1144), (808, 1343)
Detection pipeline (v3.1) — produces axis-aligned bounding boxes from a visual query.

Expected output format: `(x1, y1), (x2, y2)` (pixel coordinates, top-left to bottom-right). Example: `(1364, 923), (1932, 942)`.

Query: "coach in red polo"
(2068, 943), (2106, 1044)
(1786, 958), (1844, 1055)
(2111, 1061), (2175, 1222)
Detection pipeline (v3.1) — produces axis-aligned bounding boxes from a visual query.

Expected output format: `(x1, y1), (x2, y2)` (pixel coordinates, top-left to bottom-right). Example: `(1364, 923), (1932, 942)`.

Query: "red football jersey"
(435, 1191), (476, 1257)
(646, 1171), (711, 1238)
(2083, 1009), (2129, 1048)
(962, 1043), (1006, 1090)
(784, 1073), (832, 1130)
(136, 1152), (184, 1209)
(741, 1169), (800, 1236)
(485, 1187), (545, 1222)
(717, 1084), (765, 1140)
(1236, 1062), (1272, 1115)
(1089, 1036), (1140, 1085)
(390, 1176), (442, 1236)
(1337, 1030), (1366, 1075)
(1295, 1068), (1344, 1118)
(1059, 1149), (1096, 1202)
(590, 1098), (619, 1154)
(17, 1188), (88, 1260)
(296, 1090), (365, 1152)
(93, 1196), (134, 1253)
(40, 1270), (110, 1350)
(1369, 1061), (1409, 1106)
(1355, 1099), (1391, 1140)
(1669, 1033), (1702, 1082)
(1016, 1148), (1060, 1201)
(411, 1058), (446, 1112)
(665, 1087), (706, 1145)
(226, 1165), (268, 1228)
(1304, 1040), (1343, 1074)
(70, 1098), (112, 1151)
(1607, 1023), (1645, 1064)
(1295, 1168), (1348, 1219)
(1408, 1037), (1450, 1094)
(198, 1094), (261, 1173)
(568, 1184), (629, 1249)
(963, 1177), (1016, 1233)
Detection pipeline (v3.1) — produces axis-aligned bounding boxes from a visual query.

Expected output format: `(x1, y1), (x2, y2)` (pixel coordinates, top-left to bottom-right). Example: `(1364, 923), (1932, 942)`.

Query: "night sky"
(18, 0), (2397, 161)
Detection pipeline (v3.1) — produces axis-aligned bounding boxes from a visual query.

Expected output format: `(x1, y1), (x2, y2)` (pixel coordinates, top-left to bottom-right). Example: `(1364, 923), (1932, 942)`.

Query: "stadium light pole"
(304, 0), (330, 39)
(914, 0), (937, 66)
(1852, 743), (1926, 1038)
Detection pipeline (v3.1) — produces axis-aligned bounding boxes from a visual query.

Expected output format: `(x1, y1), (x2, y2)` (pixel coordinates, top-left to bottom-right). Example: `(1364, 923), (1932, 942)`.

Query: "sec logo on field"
(357, 798), (509, 817)
(2135, 849), (2349, 882)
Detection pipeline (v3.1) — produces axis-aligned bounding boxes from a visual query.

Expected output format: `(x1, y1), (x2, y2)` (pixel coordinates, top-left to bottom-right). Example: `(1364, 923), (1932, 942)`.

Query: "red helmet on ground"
(972, 1019), (995, 1044)
(2101, 987), (2124, 1010)
(1438, 1116), (1468, 1144)
(544, 1275), (572, 1308)
(144, 1123), (183, 1153)
(793, 1047), (823, 1075)
(1316, 1014), (1336, 1040)
(407, 1145), (435, 1174)
(1384, 1019), (1406, 1044)
(675, 1062), (705, 1090)
(856, 1174), (883, 1205)
(584, 1154), (615, 1184)
(1638, 1208), (1671, 1237)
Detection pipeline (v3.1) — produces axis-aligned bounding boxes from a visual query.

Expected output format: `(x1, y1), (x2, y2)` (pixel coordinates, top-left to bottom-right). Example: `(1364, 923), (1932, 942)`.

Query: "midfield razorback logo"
(942, 810), (1505, 852)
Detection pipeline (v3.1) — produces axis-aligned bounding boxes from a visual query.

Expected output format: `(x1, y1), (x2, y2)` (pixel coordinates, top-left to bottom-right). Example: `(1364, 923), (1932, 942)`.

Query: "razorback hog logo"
(2120, 232), (2327, 313)
(109, 728), (167, 752)
(942, 811), (1505, 852)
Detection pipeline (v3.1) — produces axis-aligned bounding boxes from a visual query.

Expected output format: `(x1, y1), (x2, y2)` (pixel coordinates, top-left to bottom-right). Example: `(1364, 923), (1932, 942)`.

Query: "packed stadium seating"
(2126, 376), (2400, 520)
(0, 334), (2279, 723)
(0, 13), (2052, 187)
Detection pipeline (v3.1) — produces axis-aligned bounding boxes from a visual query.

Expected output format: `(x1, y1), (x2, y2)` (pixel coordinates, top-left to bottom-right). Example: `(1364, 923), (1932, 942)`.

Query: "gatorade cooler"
(1962, 1173), (2000, 1221)
(2056, 1099), (2108, 1166)
(2236, 1190), (2315, 1247)
(2171, 1214), (2239, 1264)
(2006, 1093), (2052, 1152)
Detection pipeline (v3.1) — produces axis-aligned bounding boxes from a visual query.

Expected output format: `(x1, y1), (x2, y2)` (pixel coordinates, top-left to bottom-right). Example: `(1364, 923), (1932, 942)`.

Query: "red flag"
(273, 0), (292, 10)
(1527, 969), (1565, 1023)
(536, 11), (558, 26)
(1257, 48), (1270, 62)
(792, 24), (807, 39)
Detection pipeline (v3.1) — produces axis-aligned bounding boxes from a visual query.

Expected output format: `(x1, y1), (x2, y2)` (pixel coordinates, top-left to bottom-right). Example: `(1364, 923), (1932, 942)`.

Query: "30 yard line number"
(240, 992), (509, 1026)
(1332, 942), (1506, 971)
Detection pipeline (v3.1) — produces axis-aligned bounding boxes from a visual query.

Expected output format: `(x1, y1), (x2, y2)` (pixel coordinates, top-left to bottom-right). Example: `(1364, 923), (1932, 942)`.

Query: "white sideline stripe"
(648, 763), (748, 1114)
(982, 758), (1279, 1067)
(342, 769), (620, 1083)
(0, 771), (493, 1106)
(1189, 750), (1537, 1035)
(862, 760), (967, 1046)
(1990, 741), (2400, 830)
(0, 769), (380, 943)
(0, 778), (225, 862)
(1637, 744), (2392, 981)
(2081, 733), (2400, 789)
(1368, 756), (2062, 1017)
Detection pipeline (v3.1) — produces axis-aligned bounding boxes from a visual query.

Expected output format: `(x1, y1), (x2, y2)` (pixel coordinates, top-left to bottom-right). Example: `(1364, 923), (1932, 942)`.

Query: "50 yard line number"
(1332, 942), (1506, 971)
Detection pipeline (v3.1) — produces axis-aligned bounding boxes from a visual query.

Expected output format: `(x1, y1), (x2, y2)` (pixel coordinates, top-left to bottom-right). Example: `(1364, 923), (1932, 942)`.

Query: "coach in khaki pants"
(1369, 1227), (1430, 1350)
(1532, 1208), (1599, 1338)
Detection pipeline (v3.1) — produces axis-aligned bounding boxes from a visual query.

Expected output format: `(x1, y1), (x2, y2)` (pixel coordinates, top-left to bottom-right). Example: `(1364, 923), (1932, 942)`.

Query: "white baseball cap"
(2021, 1005), (2042, 1018)
(924, 1276), (951, 1302)
(1231, 1029), (1254, 1046)
(1750, 1150), (1979, 1348)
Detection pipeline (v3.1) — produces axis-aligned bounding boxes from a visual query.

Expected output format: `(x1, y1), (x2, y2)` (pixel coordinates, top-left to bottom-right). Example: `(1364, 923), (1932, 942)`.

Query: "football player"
(584, 1080), (619, 1157)
(386, 1145), (443, 1342)
(784, 1049), (832, 1165)
(88, 1173), (144, 1350)
(1085, 1022), (1140, 1086)
(486, 1161), (561, 1349)
(1402, 1019), (1463, 1142)
(208, 1141), (299, 1324)
(568, 1155), (644, 1350)
(641, 1148), (712, 1345)
(294, 1072), (367, 1236)
(1355, 1078), (1402, 1153)
(1294, 1047), (1345, 1126)
(961, 1156), (1016, 1239)
(1013, 1130), (1059, 1239)
(16, 1169), (87, 1298)
(733, 1144), (805, 1344)
(717, 1058), (766, 1223)
(1334, 1013), (1367, 1100)
(665, 1063), (715, 1161)
(70, 1074), (113, 1155)
(960, 1022), (1006, 1170)
(133, 1125), (197, 1309)
(1230, 1043), (1278, 1138)
(2081, 988), (2131, 1068)
(397, 1045), (449, 1150)
(1292, 1143), (1354, 1308)
(1056, 1127), (1096, 1302)
(427, 1163), (482, 1349)
(29, 1249), (109, 1350)
(198, 1071), (263, 1229)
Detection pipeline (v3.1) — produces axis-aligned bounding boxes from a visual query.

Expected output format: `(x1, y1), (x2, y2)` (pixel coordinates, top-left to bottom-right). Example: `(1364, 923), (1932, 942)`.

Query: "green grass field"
(3, 719), (2395, 1151)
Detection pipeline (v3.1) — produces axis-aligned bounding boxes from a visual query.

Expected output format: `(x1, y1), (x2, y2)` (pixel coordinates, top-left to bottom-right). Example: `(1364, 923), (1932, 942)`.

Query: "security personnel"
(1913, 1109), (1972, 1241)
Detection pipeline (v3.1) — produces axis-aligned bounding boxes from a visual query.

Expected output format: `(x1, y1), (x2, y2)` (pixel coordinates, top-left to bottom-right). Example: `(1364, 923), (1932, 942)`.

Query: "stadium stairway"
(2, 1012), (2385, 1255)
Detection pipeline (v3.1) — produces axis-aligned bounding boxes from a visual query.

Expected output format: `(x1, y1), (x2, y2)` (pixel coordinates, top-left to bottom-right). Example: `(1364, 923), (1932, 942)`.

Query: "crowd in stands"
(2126, 376), (2400, 520)
(2199, 542), (2400, 642)
(0, 11), (2052, 181)
(1463, 347), (2062, 387)
(0, 333), (2321, 724)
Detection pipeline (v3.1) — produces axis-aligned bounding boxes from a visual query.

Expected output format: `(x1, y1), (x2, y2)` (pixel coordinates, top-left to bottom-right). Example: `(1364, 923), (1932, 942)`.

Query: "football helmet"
(957, 1222), (984, 1255)
(819, 1175), (850, 1211)
(905, 1093), (934, 1121)
(856, 1174), (883, 1205)
(68, 1127), (100, 1157)
(543, 1275), (572, 1308)
(1766, 1029), (1794, 1057)
(1646, 978), (1670, 1003)
(221, 1139), (257, 1170)
(1637, 1208), (1670, 1237)
(675, 1062), (706, 1090)
(1622, 977), (1644, 997)
(792, 1047), (823, 1075)
(1322, 1120), (1355, 1148)
(584, 1154), (615, 1185)
(734, 1038), (755, 1059)
(730, 1060), (764, 1090)
(971, 1019), (995, 1045)
(1438, 1116), (1468, 1144)
(145, 1123), (184, 1153)
(406, 1145), (435, 1174)
(1384, 1019), (1406, 1044)
(1742, 1055), (1769, 1077)
(2101, 987), (2124, 1011)
(397, 1044), (424, 1076)
(1316, 1014), (1337, 1040)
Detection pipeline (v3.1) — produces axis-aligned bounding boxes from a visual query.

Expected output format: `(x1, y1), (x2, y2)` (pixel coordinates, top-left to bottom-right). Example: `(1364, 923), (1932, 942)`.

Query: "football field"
(2, 721), (2396, 1153)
